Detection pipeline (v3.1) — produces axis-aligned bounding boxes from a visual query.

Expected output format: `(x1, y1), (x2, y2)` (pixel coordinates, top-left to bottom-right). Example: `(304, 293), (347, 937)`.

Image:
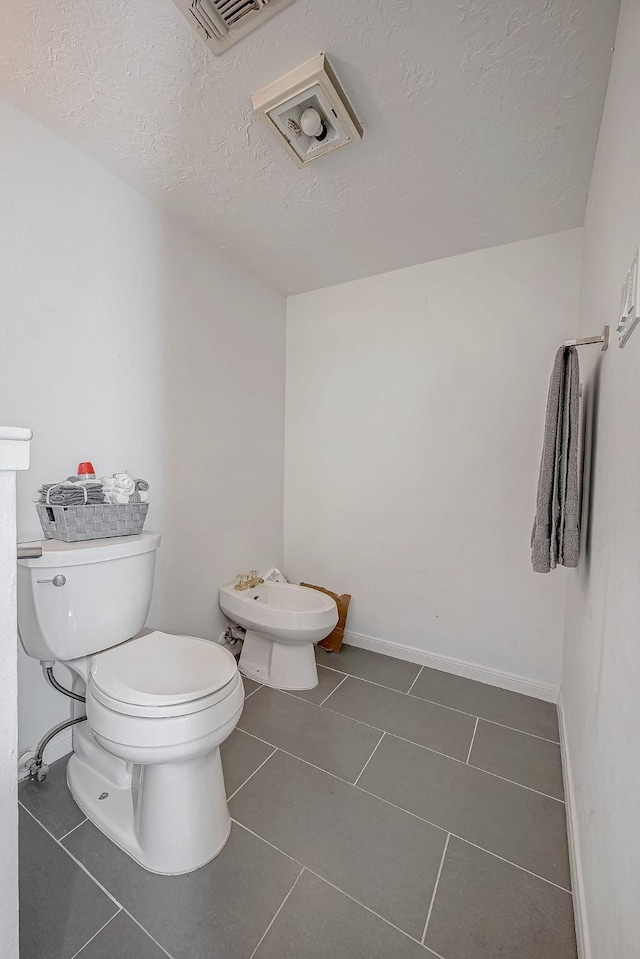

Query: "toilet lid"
(89, 631), (238, 707)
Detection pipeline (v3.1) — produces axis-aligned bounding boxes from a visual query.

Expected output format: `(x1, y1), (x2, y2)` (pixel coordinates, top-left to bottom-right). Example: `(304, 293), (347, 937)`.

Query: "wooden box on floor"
(300, 583), (351, 653)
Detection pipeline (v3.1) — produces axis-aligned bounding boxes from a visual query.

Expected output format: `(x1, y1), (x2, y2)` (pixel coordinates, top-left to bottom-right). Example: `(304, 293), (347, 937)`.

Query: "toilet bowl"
(70, 631), (243, 874)
(219, 580), (338, 690)
(18, 533), (244, 875)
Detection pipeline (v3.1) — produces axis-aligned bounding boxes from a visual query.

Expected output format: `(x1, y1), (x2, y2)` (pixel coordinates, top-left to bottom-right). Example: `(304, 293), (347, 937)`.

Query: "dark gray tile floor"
(19, 647), (576, 959)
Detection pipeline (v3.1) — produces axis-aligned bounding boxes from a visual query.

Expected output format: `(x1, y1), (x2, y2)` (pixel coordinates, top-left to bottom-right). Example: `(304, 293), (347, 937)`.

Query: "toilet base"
(67, 726), (231, 875)
(239, 629), (318, 690)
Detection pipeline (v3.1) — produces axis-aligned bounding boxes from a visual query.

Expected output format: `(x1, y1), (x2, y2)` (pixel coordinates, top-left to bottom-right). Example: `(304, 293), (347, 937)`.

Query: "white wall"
(0, 101), (286, 755)
(0, 468), (20, 959)
(562, 1), (640, 954)
(285, 231), (581, 694)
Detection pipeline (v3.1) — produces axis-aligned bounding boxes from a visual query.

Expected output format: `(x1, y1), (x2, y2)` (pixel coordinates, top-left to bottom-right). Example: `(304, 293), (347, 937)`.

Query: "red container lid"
(77, 461), (96, 476)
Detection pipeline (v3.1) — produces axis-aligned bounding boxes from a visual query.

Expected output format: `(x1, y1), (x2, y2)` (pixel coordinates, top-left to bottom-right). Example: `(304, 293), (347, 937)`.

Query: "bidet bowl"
(219, 580), (338, 645)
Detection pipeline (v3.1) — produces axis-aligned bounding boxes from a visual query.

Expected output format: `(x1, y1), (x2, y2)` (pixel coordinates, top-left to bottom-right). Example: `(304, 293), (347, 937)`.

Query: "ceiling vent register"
(173, 0), (296, 54)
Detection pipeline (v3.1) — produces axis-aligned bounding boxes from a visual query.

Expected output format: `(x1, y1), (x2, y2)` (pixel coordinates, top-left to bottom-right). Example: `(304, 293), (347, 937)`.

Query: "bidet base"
(67, 744), (231, 874)
(239, 629), (319, 690)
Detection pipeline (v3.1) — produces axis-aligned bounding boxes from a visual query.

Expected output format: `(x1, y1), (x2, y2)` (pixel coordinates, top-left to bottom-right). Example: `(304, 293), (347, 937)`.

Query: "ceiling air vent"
(172, 0), (297, 55)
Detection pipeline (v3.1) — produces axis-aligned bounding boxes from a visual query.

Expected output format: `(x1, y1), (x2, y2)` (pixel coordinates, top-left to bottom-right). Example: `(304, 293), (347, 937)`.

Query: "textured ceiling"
(1, 0), (620, 293)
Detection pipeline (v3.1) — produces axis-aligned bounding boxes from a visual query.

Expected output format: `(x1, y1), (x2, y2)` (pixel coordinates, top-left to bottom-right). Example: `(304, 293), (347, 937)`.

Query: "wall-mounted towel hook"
(564, 325), (609, 351)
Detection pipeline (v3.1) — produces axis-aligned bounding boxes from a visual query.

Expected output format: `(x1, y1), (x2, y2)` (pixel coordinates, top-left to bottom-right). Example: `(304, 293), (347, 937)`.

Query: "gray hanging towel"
(531, 345), (580, 573)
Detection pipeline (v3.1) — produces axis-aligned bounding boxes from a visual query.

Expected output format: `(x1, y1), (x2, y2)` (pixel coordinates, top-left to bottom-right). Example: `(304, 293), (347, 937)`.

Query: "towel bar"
(564, 325), (609, 351)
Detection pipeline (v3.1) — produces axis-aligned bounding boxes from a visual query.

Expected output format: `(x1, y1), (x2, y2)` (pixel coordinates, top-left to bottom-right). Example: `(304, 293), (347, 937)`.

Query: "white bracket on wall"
(617, 248), (640, 348)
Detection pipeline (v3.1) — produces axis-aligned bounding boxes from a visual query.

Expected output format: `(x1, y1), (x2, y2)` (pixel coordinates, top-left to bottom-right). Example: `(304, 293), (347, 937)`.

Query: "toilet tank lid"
(17, 531), (161, 568)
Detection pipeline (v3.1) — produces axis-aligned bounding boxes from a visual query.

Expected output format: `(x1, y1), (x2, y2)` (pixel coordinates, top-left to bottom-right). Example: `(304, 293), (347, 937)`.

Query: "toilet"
(219, 580), (338, 690)
(17, 532), (244, 875)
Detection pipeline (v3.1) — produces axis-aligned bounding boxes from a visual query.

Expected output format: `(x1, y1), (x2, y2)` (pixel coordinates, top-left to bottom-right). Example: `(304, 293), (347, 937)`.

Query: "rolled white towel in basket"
(100, 473), (150, 505)
(101, 473), (135, 497)
(103, 490), (132, 505)
(113, 473), (136, 494)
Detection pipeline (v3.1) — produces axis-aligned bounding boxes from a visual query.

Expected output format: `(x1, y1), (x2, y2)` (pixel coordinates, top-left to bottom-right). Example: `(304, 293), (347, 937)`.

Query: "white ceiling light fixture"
(171, 0), (297, 55)
(252, 53), (363, 166)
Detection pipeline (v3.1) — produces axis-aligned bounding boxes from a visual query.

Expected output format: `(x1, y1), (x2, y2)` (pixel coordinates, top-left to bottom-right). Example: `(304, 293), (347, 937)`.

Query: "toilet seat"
(89, 630), (239, 718)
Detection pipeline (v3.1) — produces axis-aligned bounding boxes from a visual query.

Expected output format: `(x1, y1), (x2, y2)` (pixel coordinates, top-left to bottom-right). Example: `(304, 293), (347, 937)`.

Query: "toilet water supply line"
(26, 664), (87, 782)
(43, 664), (86, 703)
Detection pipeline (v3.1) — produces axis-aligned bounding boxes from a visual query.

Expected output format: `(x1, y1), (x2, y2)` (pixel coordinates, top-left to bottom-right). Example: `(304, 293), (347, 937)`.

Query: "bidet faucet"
(234, 570), (263, 591)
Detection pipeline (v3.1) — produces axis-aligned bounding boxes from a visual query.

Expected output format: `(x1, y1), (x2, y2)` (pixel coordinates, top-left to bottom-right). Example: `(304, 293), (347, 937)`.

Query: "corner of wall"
(557, 692), (591, 959)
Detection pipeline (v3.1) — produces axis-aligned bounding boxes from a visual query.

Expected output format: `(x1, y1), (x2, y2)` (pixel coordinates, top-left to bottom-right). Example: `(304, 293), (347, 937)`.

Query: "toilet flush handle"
(36, 574), (66, 587)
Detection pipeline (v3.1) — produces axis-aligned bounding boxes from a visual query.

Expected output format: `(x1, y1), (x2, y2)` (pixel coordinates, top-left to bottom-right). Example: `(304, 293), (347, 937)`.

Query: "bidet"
(219, 580), (338, 690)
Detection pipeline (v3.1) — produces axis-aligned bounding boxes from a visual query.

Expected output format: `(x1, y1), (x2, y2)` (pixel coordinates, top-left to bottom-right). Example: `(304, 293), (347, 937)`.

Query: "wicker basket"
(36, 502), (149, 542)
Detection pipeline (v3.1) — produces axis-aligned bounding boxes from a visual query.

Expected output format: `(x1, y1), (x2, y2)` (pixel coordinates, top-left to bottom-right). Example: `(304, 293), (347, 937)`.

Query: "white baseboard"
(558, 695), (590, 959)
(42, 729), (73, 764)
(342, 630), (560, 703)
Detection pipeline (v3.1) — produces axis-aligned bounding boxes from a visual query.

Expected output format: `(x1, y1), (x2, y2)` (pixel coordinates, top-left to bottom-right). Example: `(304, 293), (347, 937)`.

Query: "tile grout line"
(316, 658), (560, 743)
(226, 747), (278, 801)
(352, 794), (572, 894)
(316, 662), (433, 699)
(22, 779), (570, 959)
(59, 817), (89, 841)
(236, 730), (374, 787)
(422, 945), (448, 959)
(247, 868), (305, 959)
(299, 866), (442, 954)
(353, 732), (386, 787)
(119, 908), (176, 959)
(240, 707), (564, 803)
(232, 818), (303, 867)
(22, 650), (565, 954)
(450, 833), (572, 894)
(22, 771), (454, 955)
(69, 908), (122, 959)
(407, 665), (424, 695)
(471, 716), (560, 745)
(400, 694), (560, 745)
(19, 801), (178, 959)
(465, 718), (479, 764)
(320, 705), (564, 800)
(421, 834), (450, 945)
(19, 802), (123, 912)
(230, 746), (572, 895)
(244, 685), (262, 700)
(315, 704), (467, 767)
(233, 818), (459, 956)
(470, 716), (560, 749)
(466, 760), (564, 802)
(318, 673), (349, 706)
(235, 795), (572, 900)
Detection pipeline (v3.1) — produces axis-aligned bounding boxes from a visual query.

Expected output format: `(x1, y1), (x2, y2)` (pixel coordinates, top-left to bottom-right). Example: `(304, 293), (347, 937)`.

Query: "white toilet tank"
(17, 532), (161, 662)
